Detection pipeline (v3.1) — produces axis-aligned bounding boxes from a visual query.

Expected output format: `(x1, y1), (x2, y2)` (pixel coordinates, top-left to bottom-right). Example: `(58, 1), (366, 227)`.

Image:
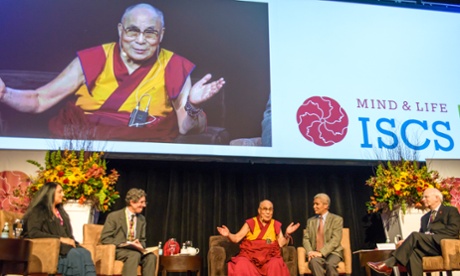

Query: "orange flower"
(365, 160), (451, 214)
(27, 149), (120, 212)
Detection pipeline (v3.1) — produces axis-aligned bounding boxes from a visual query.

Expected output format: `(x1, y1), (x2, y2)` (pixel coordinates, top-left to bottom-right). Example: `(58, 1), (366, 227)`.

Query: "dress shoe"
(367, 261), (393, 276)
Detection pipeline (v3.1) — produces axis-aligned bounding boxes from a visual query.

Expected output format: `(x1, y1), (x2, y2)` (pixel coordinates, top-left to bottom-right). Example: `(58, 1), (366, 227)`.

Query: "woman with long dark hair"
(23, 182), (96, 276)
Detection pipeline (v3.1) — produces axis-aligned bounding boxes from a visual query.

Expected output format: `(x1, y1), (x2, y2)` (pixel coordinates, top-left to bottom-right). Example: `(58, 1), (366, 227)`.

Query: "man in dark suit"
(368, 187), (460, 276)
(303, 193), (344, 276)
(100, 188), (156, 276)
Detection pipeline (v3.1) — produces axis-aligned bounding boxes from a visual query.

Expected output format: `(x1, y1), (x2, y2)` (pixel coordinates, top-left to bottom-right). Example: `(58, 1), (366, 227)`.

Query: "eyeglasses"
(122, 25), (160, 41)
(260, 207), (273, 212)
(136, 200), (148, 206)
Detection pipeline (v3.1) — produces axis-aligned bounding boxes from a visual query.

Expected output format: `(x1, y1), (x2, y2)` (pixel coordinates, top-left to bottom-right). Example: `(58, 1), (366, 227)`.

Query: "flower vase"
(398, 207), (427, 238)
(63, 200), (98, 243)
(381, 207), (427, 243)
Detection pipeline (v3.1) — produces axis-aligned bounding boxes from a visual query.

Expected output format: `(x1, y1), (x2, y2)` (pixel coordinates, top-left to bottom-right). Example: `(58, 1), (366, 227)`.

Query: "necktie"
(429, 210), (437, 224)
(316, 215), (324, 251)
(128, 214), (135, 241)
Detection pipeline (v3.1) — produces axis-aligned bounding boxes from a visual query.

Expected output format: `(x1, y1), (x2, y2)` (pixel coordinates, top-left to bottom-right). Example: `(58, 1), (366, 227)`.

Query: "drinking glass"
(13, 219), (23, 238)
(14, 227), (23, 238)
(185, 240), (193, 247)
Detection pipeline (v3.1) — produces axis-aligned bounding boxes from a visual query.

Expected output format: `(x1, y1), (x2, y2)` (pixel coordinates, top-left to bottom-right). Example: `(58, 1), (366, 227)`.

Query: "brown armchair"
(297, 228), (352, 275)
(394, 238), (460, 276)
(82, 223), (159, 276)
(0, 210), (61, 275)
(207, 235), (298, 276)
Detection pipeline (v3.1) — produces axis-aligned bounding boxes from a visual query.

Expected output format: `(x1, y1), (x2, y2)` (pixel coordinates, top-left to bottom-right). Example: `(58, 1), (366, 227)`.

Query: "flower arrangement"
(439, 177), (460, 212)
(365, 160), (451, 214)
(27, 149), (120, 212)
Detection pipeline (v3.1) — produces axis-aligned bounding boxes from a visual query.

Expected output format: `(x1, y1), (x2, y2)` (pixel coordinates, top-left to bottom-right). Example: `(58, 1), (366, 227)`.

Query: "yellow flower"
(27, 149), (120, 212)
(365, 160), (450, 214)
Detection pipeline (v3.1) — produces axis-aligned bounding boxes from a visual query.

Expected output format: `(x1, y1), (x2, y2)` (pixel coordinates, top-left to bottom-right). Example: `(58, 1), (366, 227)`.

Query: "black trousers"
(393, 232), (441, 276)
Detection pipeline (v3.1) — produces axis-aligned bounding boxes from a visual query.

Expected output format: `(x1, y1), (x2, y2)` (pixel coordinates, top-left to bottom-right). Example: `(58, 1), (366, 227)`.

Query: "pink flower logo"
(0, 171), (31, 213)
(296, 96), (349, 146)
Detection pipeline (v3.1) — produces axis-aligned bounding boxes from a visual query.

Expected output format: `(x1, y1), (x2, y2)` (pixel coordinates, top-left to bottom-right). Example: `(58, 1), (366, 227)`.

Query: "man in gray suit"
(100, 188), (156, 276)
(303, 193), (343, 276)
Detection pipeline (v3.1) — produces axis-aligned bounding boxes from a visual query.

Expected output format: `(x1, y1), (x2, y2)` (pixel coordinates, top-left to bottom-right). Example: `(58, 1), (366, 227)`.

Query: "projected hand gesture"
(189, 74), (225, 105)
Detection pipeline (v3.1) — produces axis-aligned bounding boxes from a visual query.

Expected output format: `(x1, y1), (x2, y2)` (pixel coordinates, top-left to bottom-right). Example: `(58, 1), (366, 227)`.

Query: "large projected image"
(0, 0), (271, 146)
(1, 0), (460, 162)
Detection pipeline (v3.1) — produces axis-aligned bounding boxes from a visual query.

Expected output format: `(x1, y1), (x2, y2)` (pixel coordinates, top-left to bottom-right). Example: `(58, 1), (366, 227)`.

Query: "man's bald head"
(121, 3), (165, 28)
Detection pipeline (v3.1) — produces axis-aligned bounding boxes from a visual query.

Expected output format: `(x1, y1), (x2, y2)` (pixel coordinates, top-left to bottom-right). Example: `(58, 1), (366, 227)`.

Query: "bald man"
(0, 3), (225, 142)
(217, 199), (300, 276)
(368, 188), (460, 276)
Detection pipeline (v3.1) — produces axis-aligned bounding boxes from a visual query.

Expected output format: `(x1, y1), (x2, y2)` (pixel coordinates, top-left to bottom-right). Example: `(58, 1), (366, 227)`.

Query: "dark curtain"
(100, 159), (386, 276)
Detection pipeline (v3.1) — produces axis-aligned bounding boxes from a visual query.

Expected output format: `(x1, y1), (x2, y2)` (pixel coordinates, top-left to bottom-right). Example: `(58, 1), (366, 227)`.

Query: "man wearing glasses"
(0, 3), (225, 142)
(100, 188), (156, 276)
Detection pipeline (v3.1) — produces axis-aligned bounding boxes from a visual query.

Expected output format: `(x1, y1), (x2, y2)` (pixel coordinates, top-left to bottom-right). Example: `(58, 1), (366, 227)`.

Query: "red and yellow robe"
(228, 217), (290, 276)
(49, 42), (195, 142)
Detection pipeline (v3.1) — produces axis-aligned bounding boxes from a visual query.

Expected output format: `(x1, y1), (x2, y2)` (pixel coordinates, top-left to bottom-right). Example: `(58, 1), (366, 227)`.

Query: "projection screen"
(0, 0), (459, 163)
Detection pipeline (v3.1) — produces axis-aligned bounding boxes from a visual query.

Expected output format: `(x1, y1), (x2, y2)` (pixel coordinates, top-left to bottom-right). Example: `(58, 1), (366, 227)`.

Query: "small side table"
(354, 249), (399, 276)
(159, 255), (201, 276)
(0, 238), (31, 276)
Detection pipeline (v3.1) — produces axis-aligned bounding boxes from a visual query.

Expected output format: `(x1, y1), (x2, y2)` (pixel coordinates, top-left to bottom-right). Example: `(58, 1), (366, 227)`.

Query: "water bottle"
(158, 241), (163, 256)
(1, 222), (9, 238)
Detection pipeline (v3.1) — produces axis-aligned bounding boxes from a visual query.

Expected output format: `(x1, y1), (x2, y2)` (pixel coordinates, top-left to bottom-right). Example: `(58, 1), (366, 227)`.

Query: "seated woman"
(22, 182), (96, 276)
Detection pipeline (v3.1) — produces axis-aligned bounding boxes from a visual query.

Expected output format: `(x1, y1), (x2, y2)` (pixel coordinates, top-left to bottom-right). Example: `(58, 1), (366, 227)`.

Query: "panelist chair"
(82, 223), (159, 276)
(392, 238), (460, 276)
(297, 228), (352, 275)
(0, 210), (62, 276)
(207, 235), (298, 276)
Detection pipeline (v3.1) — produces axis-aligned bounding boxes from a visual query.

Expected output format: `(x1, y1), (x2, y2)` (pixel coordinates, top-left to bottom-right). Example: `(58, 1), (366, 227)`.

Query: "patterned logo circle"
(296, 96), (349, 146)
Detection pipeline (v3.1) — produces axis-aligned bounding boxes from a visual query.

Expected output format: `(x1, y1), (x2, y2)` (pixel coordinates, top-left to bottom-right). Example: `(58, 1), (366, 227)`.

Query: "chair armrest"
(282, 245), (298, 276)
(208, 246), (227, 276)
(297, 246), (307, 264)
(27, 238), (60, 274)
(342, 242), (352, 274)
(80, 242), (96, 263)
(441, 238), (460, 270)
(297, 246), (312, 274)
(96, 244), (116, 276)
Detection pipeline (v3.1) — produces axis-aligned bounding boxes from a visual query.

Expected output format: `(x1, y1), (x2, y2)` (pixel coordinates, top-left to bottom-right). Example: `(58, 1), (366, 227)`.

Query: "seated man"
(368, 187), (460, 276)
(100, 188), (156, 276)
(0, 3), (225, 142)
(217, 199), (300, 276)
(303, 193), (343, 276)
